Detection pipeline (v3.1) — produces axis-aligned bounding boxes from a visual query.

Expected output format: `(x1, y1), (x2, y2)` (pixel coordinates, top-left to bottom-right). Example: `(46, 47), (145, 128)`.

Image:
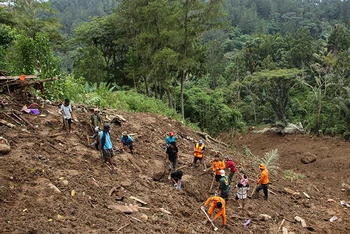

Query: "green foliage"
(258, 149), (280, 175)
(284, 170), (306, 181)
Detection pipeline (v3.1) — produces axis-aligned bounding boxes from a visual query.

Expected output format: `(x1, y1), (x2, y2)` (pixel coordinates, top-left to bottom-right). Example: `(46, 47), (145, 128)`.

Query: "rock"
(140, 213), (148, 221)
(47, 183), (61, 193)
(61, 180), (69, 186)
(294, 216), (307, 227)
(152, 160), (166, 181)
(0, 137), (11, 155)
(120, 178), (132, 187)
(282, 227), (288, 234)
(258, 214), (272, 221)
(301, 152), (317, 164)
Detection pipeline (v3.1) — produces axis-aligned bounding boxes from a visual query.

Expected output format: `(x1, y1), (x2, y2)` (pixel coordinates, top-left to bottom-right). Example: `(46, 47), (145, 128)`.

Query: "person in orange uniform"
(255, 164), (269, 200)
(193, 140), (206, 171)
(201, 196), (226, 226)
(212, 154), (225, 182)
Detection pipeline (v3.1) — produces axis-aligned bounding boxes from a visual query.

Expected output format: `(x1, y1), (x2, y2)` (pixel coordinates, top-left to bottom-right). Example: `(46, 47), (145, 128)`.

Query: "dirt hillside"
(0, 94), (349, 234)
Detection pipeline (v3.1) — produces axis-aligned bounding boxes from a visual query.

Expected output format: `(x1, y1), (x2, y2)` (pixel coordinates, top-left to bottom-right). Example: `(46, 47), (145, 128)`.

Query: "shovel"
(201, 207), (218, 231)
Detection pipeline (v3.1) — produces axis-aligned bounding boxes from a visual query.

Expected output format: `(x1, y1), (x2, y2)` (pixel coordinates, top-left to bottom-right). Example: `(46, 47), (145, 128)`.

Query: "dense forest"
(1, 0), (350, 137)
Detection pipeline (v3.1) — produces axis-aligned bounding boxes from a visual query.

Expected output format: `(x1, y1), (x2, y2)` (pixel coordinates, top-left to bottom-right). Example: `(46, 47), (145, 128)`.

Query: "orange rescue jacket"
(194, 143), (204, 158)
(257, 166), (269, 185)
(212, 161), (225, 175)
(204, 196), (226, 223)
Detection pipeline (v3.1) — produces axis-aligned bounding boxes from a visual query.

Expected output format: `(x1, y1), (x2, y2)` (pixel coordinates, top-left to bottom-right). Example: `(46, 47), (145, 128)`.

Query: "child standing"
(60, 98), (73, 133)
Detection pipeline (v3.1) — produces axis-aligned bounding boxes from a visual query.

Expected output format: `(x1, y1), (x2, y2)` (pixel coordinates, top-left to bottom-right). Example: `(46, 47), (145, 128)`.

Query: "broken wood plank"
(130, 216), (143, 223)
(269, 189), (277, 195)
(284, 187), (300, 196)
(116, 223), (130, 233)
(108, 205), (138, 213)
(109, 187), (118, 197)
(3, 112), (21, 125)
(313, 185), (319, 192)
(176, 165), (188, 171)
(194, 131), (229, 147)
(130, 196), (147, 205)
(278, 219), (285, 232)
(127, 154), (142, 172)
(0, 75), (38, 80)
(0, 119), (15, 128)
(303, 192), (310, 199)
(159, 208), (171, 215)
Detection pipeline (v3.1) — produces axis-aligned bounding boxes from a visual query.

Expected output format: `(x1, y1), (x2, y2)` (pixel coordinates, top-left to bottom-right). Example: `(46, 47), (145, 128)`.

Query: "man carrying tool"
(120, 131), (134, 154)
(166, 131), (176, 146)
(255, 164), (269, 200)
(224, 156), (237, 182)
(201, 195), (226, 227)
(212, 154), (225, 182)
(60, 98), (73, 134)
(217, 170), (230, 200)
(165, 141), (178, 172)
(193, 140), (206, 171)
(97, 124), (116, 171)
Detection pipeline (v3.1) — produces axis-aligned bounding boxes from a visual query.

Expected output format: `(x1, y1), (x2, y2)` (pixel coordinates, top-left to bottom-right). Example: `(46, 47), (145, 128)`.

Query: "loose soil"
(0, 94), (349, 234)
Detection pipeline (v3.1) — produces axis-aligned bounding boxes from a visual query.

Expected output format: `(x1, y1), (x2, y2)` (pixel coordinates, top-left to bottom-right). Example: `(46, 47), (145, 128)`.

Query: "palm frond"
(259, 149), (280, 175)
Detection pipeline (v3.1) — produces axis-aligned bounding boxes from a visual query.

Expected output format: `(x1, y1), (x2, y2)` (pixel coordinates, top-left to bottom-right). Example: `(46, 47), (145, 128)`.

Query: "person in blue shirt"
(97, 124), (116, 171)
(165, 132), (176, 146)
(121, 131), (134, 154)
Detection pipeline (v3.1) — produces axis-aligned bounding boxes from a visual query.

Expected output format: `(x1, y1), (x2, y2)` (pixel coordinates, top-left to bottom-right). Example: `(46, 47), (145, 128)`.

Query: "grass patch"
(284, 170), (307, 181)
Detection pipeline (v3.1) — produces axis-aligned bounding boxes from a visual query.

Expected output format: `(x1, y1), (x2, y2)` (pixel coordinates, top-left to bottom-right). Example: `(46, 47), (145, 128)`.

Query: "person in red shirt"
(224, 156), (237, 182)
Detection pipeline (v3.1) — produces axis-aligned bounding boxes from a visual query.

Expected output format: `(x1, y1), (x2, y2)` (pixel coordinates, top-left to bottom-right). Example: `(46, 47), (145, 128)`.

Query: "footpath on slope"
(0, 93), (349, 233)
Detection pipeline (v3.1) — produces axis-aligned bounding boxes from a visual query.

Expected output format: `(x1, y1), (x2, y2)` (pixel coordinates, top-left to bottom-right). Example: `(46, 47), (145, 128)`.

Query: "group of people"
(164, 131), (270, 229)
(60, 101), (134, 171)
(60, 100), (270, 229)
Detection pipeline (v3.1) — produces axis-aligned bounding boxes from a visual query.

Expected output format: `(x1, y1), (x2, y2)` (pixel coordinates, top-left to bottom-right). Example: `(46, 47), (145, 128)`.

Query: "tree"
(327, 24), (350, 53)
(245, 68), (303, 126)
(290, 27), (313, 68)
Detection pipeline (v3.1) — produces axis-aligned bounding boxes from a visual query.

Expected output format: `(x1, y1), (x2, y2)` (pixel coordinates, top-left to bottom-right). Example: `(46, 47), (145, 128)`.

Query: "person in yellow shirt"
(201, 196), (226, 226)
(212, 154), (225, 182)
(256, 164), (269, 200)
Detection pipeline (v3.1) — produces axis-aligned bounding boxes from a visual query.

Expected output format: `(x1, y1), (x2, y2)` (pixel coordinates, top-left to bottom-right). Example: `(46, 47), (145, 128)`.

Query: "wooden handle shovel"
(201, 207), (218, 231)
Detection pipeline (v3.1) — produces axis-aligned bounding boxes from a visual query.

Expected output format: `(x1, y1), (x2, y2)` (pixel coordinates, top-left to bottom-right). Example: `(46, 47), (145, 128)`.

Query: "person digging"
(120, 131), (134, 154)
(201, 195), (227, 227)
(170, 170), (183, 191)
(97, 124), (117, 171)
(255, 164), (269, 200)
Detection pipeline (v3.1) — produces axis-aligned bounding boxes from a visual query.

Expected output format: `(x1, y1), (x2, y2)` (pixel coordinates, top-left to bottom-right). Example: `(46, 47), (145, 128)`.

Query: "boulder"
(301, 152), (317, 164)
(0, 137), (11, 155)
(152, 160), (166, 181)
(258, 214), (272, 221)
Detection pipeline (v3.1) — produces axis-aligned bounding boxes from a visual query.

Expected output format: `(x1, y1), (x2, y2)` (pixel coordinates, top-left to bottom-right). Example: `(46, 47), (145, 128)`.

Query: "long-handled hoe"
(200, 207), (218, 231)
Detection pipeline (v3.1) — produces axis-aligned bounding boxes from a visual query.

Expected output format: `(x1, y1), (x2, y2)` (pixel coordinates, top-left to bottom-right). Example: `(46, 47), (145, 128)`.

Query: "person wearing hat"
(97, 124), (116, 170)
(166, 132), (176, 146)
(255, 164), (269, 200)
(60, 98), (73, 133)
(121, 131), (134, 154)
(193, 140), (206, 171)
(201, 195), (227, 226)
(212, 154), (225, 182)
(217, 170), (230, 200)
(224, 156), (237, 182)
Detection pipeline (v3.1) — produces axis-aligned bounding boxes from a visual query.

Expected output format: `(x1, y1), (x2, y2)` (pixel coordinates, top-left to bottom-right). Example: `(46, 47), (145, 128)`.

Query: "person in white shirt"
(60, 98), (73, 133)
